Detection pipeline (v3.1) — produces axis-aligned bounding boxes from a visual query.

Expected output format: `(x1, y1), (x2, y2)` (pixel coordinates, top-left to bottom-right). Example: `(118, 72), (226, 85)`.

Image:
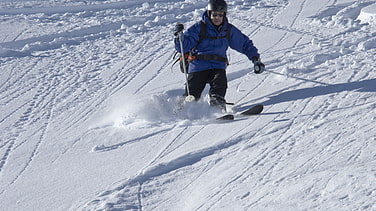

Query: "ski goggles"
(211, 13), (225, 18)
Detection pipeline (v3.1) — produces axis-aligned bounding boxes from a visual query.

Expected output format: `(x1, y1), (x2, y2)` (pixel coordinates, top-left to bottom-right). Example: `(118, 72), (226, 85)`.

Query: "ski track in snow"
(0, 0), (375, 210)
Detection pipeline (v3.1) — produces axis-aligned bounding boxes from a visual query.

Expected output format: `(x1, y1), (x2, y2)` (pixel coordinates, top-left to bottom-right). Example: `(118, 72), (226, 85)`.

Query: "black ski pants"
(184, 68), (227, 106)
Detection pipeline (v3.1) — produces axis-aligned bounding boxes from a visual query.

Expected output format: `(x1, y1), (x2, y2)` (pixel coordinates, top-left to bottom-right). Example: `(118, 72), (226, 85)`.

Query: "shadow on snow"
(261, 78), (376, 106)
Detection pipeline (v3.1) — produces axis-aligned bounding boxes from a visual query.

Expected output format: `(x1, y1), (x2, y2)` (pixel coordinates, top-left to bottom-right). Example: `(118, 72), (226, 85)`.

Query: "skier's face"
(210, 12), (224, 26)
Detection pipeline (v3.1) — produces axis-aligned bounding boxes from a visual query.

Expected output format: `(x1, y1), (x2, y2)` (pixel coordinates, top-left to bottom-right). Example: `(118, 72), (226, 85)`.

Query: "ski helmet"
(207, 0), (227, 13)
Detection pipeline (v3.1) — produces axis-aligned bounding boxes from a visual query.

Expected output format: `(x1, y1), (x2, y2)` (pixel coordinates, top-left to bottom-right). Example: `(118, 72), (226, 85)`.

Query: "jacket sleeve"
(228, 25), (260, 60)
(174, 22), (200, 53)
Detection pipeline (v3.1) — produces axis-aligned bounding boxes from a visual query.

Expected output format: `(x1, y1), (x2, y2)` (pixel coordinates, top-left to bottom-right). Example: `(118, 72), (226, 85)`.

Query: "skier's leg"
(184, 70), (210, 101)
(208, 69), (227, 109)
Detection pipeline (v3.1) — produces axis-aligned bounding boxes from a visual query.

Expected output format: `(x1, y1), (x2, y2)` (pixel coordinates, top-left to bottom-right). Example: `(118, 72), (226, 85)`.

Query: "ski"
(216, 114), (235, 120)
(216, 104), (264, 121)
(239, 104), (264, 115)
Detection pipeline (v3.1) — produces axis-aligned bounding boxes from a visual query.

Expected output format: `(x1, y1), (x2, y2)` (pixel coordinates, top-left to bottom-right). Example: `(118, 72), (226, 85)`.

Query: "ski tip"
(240, 104), (264, 115)
(256, 104), (264, 111)
(216, 114), (235, 120)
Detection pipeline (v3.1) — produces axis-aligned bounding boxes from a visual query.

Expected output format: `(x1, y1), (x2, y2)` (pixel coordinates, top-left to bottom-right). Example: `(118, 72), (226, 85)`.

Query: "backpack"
(173, 21), (230, 73)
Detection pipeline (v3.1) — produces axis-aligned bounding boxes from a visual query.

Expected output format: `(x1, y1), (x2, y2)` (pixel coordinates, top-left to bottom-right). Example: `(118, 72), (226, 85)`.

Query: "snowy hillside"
(0, 0), (375, 210)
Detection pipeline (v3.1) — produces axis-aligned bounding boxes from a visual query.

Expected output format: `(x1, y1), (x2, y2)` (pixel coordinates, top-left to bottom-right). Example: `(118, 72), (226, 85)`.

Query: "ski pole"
(266, 69), (330, 86)
(178, 31), (195, 102)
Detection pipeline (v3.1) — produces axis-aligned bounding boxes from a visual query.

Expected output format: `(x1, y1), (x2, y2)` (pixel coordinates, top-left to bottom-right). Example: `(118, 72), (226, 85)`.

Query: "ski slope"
(0, 0), (375, 210)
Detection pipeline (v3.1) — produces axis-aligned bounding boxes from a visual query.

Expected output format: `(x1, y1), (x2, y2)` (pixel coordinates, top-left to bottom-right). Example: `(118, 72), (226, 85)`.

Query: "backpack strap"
(195, 54), (229, 65)
(198, 21), (206, 44)
(198, 21), (230, 43)
(193, 21), (230, 65)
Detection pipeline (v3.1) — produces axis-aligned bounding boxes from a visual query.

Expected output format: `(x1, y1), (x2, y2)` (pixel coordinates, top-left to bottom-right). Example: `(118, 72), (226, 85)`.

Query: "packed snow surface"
(0, 0), (375, 210)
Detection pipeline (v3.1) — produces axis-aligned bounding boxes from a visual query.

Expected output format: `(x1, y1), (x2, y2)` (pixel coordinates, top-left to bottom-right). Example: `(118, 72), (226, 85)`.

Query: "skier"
(173, 0), (265, 111)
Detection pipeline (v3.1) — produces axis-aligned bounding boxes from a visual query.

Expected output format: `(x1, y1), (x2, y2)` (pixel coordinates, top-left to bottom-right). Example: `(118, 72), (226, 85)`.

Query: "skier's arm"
(229, 26), (265, 74)
(228, 26), (260, 60)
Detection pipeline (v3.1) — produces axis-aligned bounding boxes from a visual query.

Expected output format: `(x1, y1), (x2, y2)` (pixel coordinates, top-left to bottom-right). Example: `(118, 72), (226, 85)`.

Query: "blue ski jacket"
(175, 11), (260, 73)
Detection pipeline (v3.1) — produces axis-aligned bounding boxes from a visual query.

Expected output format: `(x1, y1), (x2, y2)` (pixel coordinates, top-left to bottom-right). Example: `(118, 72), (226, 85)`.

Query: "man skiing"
(174, 0), (265, 111)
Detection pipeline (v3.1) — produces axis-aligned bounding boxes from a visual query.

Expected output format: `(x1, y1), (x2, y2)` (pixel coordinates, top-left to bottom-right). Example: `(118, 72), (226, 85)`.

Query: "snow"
(0, 0), (375, 210)
(358, 3), (376, 25)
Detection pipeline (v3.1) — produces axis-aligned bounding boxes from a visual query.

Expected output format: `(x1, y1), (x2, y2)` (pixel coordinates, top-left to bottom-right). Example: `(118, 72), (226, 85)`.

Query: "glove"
(173, 23), (184, 37)
(252, 57), (265, 74)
